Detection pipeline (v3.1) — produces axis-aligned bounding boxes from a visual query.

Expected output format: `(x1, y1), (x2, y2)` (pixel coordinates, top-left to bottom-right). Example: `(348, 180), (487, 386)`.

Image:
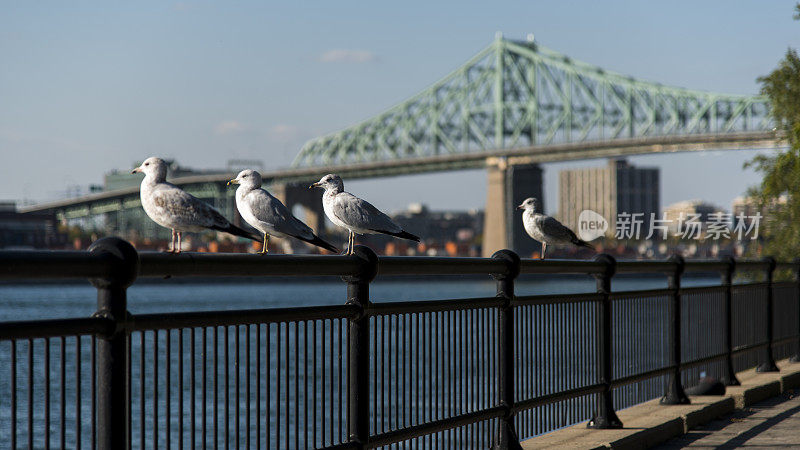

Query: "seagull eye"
(145, 163), (149, 166)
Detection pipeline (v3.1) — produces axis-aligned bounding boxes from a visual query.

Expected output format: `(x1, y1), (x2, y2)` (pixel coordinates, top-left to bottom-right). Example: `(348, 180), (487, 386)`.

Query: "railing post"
(491, 249), (522, 450)
(661, 254), (689, 405)
(343, 245), (378, 449)
(791, 258), (800, 363)
(757, 257), (779, 372)
(587, 253), (622, 428)
(721, 256), (740, 385)
(88, 237), (139, 450)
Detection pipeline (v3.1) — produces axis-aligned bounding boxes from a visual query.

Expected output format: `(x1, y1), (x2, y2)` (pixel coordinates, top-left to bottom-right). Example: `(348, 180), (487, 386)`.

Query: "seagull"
(132, 157), (259, 253)
(227, 169), (338, 254)
(310, 174), (420, 255)
(518, 197), (594, 260)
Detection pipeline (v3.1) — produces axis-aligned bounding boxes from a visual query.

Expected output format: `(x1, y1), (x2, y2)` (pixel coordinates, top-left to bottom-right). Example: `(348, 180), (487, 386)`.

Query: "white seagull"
(310, 174), (420, 255)
(518, 197), (594, 260)
(132, 157), (259, 253)
(227, 169), (338, 254)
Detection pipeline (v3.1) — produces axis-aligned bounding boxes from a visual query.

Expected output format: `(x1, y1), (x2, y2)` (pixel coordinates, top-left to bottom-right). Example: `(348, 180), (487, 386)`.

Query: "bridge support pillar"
(270, 182), (327, 246)
(482, 159), (544, 258)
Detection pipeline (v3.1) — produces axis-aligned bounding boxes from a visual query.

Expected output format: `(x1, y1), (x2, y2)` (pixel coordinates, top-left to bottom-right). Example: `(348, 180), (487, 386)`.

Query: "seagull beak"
(516, 205), (524, 210)
(131, 167), (142, 174)
(309, 182), (320, 189)
(227, 179), (238, 186)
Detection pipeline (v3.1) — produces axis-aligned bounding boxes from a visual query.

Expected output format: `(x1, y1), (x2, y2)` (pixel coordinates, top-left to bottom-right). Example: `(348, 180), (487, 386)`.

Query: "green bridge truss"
(292, 35), (771, 168)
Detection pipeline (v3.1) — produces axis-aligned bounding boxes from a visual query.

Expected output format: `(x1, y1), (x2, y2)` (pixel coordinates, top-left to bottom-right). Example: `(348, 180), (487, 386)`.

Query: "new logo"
(578, 210), (608, 241)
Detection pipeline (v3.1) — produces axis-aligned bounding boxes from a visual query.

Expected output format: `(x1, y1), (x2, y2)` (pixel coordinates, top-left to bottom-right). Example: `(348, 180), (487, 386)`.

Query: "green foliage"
(744, 5), (800, 259)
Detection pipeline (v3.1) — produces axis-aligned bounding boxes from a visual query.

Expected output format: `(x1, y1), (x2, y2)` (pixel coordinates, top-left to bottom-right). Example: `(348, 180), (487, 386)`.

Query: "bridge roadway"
(19, 130), (781, 216)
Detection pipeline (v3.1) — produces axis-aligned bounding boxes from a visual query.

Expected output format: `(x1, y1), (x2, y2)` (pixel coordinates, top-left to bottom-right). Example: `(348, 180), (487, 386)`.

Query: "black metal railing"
(1, 237), (799, 449)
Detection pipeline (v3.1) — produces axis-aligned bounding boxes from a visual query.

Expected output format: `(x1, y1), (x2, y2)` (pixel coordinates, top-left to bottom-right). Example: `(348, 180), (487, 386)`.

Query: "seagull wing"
(151, 184), (230, 229)
(332, 192), (402, 233)
(246, 190), (316, 240)
(538, 215), (579, 242)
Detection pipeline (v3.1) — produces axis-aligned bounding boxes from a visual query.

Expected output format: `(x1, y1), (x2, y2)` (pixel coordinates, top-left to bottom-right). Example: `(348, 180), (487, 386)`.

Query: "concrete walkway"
(655, 390), (800, 449)
(522, 359), (800, 449)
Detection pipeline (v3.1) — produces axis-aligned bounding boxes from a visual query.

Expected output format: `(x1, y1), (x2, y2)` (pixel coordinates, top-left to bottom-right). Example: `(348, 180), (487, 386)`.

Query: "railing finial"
(88, 237), (139, 290)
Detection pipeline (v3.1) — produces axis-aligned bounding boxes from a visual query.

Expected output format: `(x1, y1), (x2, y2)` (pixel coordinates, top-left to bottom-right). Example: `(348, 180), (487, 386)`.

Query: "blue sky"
(1, 1), (798, 213)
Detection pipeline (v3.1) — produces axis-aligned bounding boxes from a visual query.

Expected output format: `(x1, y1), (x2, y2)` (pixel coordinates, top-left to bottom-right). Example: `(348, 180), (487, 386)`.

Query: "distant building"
(0, 202), (65, 249)
(392, 203), (483, 245)
(662, 200), (724, 234)
(558, 159), (659, 237)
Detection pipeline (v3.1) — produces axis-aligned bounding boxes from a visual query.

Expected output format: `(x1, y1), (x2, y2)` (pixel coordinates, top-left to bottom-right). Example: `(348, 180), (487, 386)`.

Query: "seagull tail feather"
(212, 224), (261, 242)
(572, 238), (595, 251)
(376, 229), (421, 242)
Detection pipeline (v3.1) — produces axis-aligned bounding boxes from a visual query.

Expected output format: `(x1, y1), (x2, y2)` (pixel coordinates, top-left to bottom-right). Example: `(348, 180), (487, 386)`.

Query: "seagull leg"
(260, 233), (269, 254)
(348, 231), (354, 255)
(176, 232), (182, 254)
(168, 229), (176, 253)
(541, 242), (547, 260)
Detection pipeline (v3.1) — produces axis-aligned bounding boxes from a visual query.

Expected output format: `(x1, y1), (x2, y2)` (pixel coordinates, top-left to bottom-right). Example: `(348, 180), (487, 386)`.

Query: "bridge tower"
(482, 159), (543, 257)
(269, 182), (326, 238)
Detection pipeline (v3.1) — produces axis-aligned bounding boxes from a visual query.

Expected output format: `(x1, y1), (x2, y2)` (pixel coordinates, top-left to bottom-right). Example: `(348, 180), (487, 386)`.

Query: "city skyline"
(2, 2), (798, 213)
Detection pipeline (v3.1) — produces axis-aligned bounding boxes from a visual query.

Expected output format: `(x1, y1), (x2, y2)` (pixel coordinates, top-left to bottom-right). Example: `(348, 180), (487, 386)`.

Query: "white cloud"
(267, 124), (303, 143)
(319, 49), (378, 63)
(214, 120), (247, 135)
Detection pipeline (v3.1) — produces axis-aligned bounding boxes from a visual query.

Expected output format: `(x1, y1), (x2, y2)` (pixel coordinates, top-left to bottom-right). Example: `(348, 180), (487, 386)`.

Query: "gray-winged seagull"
(310, 174), (420, 255)
(518, 197), (594, 260)
(132, 157), (259, 253)
(227, 169), (338, 254)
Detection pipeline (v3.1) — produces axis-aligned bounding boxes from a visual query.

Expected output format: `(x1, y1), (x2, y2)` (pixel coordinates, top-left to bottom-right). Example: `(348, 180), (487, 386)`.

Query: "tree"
(743, 4), (800, 260)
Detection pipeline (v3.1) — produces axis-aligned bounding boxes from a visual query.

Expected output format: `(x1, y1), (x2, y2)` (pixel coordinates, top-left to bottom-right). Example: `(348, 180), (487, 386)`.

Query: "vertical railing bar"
(491, 249), (521, 449)
(179, 328), (184, 450)
(140, 332), (145, 450)
(321, 320), (326, 446)
(235, 325), (240, 449)
(246, 324), (251, 450)
(178, 328), (183, 450)
(11, 339), (16, 450)
(329, 318), (333, 445)
(266, 324), (271, 450)
(124, 333), (129, 450)
(191, 328), (197, 450)
(166, 329), (172, 450)
(758, 257), (779, 372)
(721, 257), (740, 385)
(312, 320), (317, 449)
(303, 321), (308, 449)
(76, 336), (82, 450)
(213, 326), (219, 450)
(28, 339), (34, 450)
(587, 253), (623, 428)
(295, 322), (300, 450)
(343, 245), (377, 449)
(255, 324), (260, 450)
(202, 328), (208, 450)
(276, 323), (282, 449)
(154, 330), (159, 450)
(373, 316), (378, 436)
(88, 238), (137, 450)
(45, 337), (51, 450)
(285, 321), (290, 449)
(662, 255), (689, 404)
(225, 326), (230, 450)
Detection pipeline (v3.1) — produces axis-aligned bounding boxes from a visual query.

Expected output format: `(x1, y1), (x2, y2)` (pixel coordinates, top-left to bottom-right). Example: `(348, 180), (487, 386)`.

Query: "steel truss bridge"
(21, 35), (781, 248)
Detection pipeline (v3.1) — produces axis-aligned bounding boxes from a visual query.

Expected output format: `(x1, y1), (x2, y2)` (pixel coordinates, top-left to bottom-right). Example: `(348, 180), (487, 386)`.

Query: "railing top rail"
(137, 252), (363, 278)
(0, 248), (794, 281)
